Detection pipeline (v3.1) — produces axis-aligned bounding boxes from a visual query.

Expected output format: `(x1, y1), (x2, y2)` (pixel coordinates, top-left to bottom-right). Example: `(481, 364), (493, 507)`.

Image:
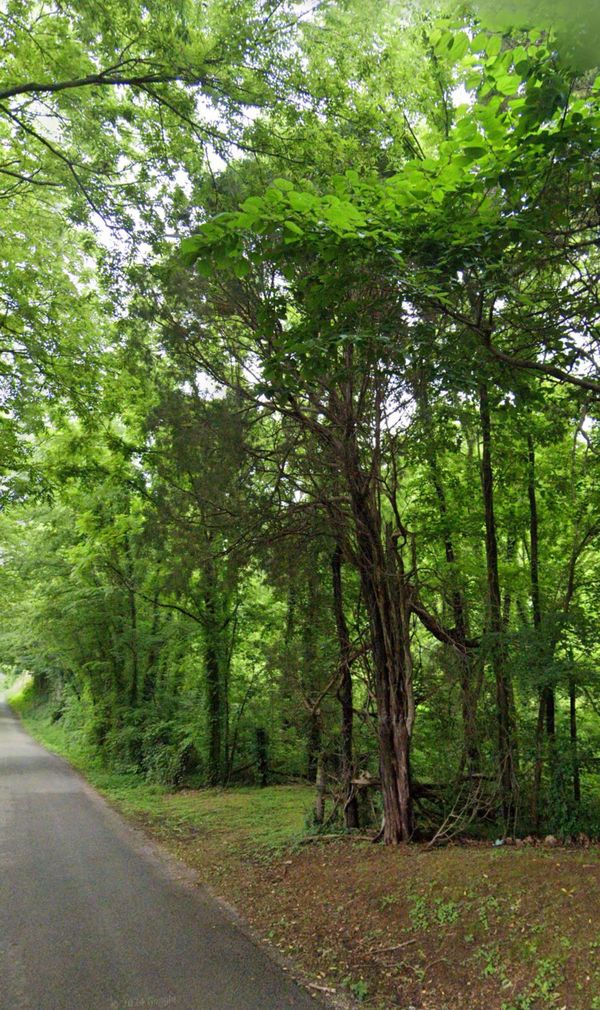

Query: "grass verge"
(10, 687), (600, 1010)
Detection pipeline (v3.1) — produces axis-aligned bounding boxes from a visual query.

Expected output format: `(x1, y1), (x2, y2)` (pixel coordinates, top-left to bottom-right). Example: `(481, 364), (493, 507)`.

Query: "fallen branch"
(370, 939), (417, 954)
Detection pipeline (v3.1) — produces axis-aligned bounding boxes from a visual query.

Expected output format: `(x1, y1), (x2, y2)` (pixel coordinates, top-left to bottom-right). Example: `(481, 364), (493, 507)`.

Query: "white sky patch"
(451, 83), (472, 107)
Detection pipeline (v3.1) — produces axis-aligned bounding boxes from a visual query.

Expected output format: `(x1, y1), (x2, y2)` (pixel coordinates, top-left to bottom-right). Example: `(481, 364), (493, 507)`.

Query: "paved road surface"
(0, 704), (321, 1010)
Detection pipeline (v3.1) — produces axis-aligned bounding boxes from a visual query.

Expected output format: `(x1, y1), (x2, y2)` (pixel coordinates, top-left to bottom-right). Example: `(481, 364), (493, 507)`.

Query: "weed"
(434, 898), (460, 924)
(408, 894), (430, 930)
(343, 977), (369, 1002)
(379, 893), (398, 909)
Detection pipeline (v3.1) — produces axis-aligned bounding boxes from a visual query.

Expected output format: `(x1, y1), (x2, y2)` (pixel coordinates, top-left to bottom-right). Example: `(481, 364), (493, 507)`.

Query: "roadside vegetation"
(13, 681), (600, 1010)
(1, 1), (600, 1006)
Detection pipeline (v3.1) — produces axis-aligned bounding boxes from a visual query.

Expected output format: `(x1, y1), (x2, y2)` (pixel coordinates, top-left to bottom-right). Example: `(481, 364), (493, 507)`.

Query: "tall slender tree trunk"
(528, 434), (555, 826)
(431, 468), (481, 774)
(479, 384), (518, 825)
(304, 566), (321, 781)
(416, 376), (481, 775)
(202, 555), (226, 786)
(128, 585), (139, 707)
(331, 544), (359, 829)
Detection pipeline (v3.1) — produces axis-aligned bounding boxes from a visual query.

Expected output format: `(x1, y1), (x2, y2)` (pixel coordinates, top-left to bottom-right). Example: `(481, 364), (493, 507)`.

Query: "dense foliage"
(1, 0), (599, 843)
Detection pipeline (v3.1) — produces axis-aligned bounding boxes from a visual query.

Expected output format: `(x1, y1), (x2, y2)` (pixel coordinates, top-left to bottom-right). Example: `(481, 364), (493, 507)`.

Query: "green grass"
(9, 685), (314, 855)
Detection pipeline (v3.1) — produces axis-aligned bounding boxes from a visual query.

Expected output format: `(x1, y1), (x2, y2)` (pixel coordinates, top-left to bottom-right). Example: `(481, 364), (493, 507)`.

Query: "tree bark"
(331, 544), (359, 829)
(303, 566), (321, 781)
(431, 459), (481, 774)
(415, 375), (481, 775)
(202, 556), (226, 786)
(343, 437), (414, 842)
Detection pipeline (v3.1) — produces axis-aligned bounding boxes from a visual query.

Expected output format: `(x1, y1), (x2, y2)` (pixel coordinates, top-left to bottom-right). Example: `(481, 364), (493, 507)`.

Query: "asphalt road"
(0, 703), (321, 1010)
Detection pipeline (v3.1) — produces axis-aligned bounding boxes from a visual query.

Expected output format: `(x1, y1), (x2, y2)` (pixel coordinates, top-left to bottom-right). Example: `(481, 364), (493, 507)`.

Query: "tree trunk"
(416, 376), (480, 775)
(432, 470), (481, 775)
(532, 692), (545, 832)
(479, 384), (518, 825)
(331, 544), (359, 829)
(202, 557), (226, 787)
(303, 564), (322, 781)
(205, 627), (223, 786)
(344, 442), (414, 842)
(528, 434), (555, 823)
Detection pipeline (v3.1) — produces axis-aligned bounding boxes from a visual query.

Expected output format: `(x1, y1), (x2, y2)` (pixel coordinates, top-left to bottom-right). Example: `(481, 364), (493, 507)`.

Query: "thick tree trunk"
(331, 545), (359, 829)
(479, 384), (518, 825)
(344, 447), (414, 843)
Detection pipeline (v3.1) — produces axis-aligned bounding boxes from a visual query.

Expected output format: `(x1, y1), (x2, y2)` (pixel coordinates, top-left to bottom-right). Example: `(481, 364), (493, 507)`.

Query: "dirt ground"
(136, 803), (600, 1010)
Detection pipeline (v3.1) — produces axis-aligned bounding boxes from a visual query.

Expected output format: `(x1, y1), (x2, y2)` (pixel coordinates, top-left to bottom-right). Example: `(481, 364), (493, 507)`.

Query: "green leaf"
(241, 196), (265, 213)
(179, 236), (202, 265)
(232, 258), (251, 278)
(450, 32), (469, 60)
(284, 220), (304, 235)
(462, 145), (488, 160)
(471, 32), (489, 53)
(195, 258), (213, 278)
(495, 73), (521, 95)
(287, 191), (317, 213)
(486, 35), (502, 58)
